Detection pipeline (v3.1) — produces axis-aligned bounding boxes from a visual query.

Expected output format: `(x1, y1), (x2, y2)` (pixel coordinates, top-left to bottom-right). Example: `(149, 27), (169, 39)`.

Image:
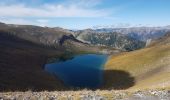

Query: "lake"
(45, 54), (108, 88)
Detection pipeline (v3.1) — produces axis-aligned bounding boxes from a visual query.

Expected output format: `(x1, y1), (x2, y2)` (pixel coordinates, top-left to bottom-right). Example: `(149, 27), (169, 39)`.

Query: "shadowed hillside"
(0, 31), (66, 91)
(102, 70), (135, 90)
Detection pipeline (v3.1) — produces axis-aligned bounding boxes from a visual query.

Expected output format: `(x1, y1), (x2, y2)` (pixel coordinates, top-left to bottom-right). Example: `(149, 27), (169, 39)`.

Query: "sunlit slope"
(105, 33), (170, 90)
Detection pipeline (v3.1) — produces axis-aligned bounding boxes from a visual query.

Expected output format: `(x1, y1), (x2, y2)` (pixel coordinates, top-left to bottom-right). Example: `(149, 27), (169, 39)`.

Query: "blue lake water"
(45, 54), (108, 88)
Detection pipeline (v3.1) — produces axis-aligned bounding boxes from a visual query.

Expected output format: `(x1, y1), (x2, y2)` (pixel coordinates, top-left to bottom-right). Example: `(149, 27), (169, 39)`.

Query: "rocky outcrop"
(74, 30), (145, 51)
(73, 27), (170, 51)
(92, 27), (170, 41)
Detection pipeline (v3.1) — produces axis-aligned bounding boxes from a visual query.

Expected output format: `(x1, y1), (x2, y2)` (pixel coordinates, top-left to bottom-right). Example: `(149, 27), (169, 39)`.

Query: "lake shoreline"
(45, 54), (108, 89)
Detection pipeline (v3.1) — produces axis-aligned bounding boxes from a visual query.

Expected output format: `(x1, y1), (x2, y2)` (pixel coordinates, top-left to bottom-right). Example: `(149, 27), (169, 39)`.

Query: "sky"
(0, 0), (170, 29)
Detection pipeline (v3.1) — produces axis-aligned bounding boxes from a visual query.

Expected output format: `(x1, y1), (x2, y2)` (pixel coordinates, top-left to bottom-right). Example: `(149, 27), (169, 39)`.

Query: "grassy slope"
(105, 40), (170, 90)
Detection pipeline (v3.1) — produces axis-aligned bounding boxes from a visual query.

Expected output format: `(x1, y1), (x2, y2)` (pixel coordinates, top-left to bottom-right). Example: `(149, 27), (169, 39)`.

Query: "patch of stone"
(121, 90), (170, 100)
(0, 90), (169, 100)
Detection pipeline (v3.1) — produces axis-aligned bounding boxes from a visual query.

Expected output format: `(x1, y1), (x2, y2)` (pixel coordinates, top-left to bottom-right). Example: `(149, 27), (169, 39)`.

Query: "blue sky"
(0, 0), (170, 29)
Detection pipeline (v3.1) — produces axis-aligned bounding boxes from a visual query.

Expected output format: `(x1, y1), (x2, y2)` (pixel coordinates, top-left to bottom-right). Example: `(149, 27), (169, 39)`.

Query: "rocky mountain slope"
(74, 29), (145, 51)
(73, 26), (170, 51)
(16, 25), (168, 52)
(93, 26), (170, 41)
(105, 32), (170, 90)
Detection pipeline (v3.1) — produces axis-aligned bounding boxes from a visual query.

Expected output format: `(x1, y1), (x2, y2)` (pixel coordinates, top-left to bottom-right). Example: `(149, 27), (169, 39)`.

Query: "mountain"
(0, 22), (103, 54)
(73, 26), (170, 51)
(1, 22), (169, 91)
(104, 32), (170, 90)
(74, 29), (145, 51)
(93, 26), (170, 41)
(0, 22), (113, 91)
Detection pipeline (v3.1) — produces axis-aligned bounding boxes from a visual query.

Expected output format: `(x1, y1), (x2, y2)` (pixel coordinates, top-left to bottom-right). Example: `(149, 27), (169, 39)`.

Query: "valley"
(0, 22), (170, 99)
(1, 0), (170, 99)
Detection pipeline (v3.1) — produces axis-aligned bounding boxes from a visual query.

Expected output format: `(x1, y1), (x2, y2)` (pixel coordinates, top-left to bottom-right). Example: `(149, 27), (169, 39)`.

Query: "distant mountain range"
(72, 26), (170, 51)
(1, 22), (170, 51)
(93, 26), (170, 41)
(74, 29), (145, 51)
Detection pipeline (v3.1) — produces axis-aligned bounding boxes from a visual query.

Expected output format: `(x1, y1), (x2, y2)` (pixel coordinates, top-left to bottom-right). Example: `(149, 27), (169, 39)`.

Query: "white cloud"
(0, 2), (110, 18)
(0, 0), (115, 28)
